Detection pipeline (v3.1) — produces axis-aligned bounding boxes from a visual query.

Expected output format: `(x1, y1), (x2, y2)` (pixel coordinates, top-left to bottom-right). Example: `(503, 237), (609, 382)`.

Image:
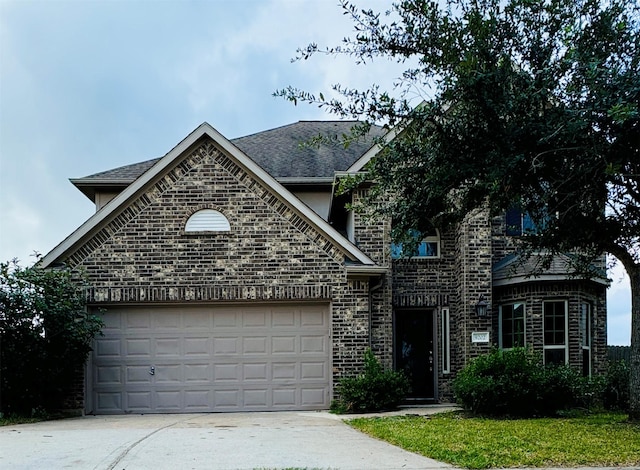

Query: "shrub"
(0, 260), (103, 415)
(452, 347), (543, 416)
(603, 360), (630, 411)
(452, 347), (612, 417)
(331, 349), (410, 413)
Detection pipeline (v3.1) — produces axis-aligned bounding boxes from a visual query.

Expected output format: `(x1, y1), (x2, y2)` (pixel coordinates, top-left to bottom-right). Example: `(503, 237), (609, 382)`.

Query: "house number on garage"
(471, 332), (490, 343)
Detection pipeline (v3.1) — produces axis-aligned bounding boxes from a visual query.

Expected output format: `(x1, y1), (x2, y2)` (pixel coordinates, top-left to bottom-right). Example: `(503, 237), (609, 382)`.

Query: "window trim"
(441, 307), (450, 374)
(543, 300), (569, 365)
(580, 302), (592, 376)
(498, 302), (526, 349)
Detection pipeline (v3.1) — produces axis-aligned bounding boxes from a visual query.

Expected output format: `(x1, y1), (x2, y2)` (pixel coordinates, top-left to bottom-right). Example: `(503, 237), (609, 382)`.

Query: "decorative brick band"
(393, 293), (449, 307)
(86, 284), (333, 303)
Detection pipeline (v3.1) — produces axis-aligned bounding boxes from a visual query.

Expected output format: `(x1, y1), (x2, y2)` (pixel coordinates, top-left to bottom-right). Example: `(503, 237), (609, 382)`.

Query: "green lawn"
(348, 412), (640, 469)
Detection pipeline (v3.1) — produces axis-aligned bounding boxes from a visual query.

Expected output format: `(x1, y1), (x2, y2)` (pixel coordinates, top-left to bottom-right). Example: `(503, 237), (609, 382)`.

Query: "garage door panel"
(91, 304), (330, 413)
(184, 390), (211, 409)
(185, 363), (211, 382)
(126, 391), (152, 410)
(183, 313), (211, 329)
(126, 365), (152, 384)
(243, 363), (268, 380)
(243, 389), (269, 407)
(156, 365), (182, 383)
(214, 389), (240, 408)
(96, 392), (122, 412)
(301, 388), (326, 406)
(272, 336), (296, 354)
(184, 337), (210, 356)
(125, 338), (151, 356)
(301, 362), (327, 380)
(214, 337), (239, 355)
(213, 311), (237, 327)
(242, 310), (267, 327)
(243, 336), (267, 354)
(96, 365), (122, 385)
(125, 312), (151, 329)
(301, 308), (327, 326)
(155, 311), (180, 329)
(301, 335), (327, 353)
(272, 362), (296, 380)
(96, 338), (122, 358)
(155, 338), (181, 356)
(273, 388), (296, 406)
(271, 310), (296, 327)
(214, 363), (240, 381)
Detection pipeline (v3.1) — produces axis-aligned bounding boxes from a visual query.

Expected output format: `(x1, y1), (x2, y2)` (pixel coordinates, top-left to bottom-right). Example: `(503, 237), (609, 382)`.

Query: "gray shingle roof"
(492, 253), (607, 285)
(73, 121), (385, 184)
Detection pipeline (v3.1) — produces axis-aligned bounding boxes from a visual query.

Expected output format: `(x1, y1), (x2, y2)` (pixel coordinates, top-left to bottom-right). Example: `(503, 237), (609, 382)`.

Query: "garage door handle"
(149, 366), (155, 376)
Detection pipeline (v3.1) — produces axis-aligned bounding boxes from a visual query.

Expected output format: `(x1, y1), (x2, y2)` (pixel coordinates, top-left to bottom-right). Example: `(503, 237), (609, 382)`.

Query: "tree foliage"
(277, 0), (640, 418)
(0, 260), (103, 415)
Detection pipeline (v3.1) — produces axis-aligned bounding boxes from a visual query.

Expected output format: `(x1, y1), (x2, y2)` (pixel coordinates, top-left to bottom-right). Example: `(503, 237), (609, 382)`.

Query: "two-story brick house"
(40, 121), (607, 414)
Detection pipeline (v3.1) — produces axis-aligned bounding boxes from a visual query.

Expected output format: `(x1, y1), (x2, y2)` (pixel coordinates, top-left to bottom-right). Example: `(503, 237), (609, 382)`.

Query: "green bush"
(452, 348), (542, 416)
(452, 347), (612, 417)
(603, 360), (630, 411)
(331, 349), (410, 413)
(0, 260), (103, 415)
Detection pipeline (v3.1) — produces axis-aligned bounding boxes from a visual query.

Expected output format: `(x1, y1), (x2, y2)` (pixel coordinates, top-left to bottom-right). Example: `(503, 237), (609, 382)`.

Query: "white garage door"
(89, 303), (330, 414)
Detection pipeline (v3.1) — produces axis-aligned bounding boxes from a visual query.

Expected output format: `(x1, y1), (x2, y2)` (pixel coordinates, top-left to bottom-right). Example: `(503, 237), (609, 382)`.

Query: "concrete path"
(0, 407), (456, 470)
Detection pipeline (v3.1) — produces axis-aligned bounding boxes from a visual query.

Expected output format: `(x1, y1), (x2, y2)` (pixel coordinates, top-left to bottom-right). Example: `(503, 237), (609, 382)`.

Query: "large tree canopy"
(277, 0), (640, 418)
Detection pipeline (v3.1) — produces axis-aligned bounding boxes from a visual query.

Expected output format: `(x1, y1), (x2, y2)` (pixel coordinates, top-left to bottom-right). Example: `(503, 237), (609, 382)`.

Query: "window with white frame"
(391, 229), (440, 259)
(543, 300), (568, 365)
(499, 303), (526, 349)
(441, 308), (450, 374)
(580, 302), (592, 376)
(185, 209), (230, 232)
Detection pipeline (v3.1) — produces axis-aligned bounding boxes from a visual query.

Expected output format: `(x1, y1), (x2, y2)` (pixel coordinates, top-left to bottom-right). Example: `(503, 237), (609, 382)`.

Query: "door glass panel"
(395, 311), (434, 399)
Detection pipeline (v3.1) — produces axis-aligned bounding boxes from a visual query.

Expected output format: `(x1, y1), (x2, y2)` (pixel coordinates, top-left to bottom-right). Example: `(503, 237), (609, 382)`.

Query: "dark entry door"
(395, 310), (435, 399)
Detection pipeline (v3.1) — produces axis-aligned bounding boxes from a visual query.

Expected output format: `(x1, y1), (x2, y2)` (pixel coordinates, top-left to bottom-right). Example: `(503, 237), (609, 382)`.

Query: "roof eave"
(41, 122), (377, 269)
(493, 274), (609, 287)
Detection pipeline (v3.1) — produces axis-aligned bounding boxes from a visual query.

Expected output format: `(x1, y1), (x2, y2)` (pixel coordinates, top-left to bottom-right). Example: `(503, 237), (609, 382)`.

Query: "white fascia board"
(41, 122), (377, 268)
(345, 265), (388, 275)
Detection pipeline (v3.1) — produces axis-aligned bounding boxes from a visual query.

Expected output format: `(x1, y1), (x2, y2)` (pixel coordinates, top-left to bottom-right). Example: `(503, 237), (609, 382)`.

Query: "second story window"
(391, 229), (440, 259)
(505, 207), (538, 236)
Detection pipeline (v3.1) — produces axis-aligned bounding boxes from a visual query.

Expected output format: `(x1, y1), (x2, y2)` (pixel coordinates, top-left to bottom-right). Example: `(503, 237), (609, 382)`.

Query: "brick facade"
(46, 124), (608, 412)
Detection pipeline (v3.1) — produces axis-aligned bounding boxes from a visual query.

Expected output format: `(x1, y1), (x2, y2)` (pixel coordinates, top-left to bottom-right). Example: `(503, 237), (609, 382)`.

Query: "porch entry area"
(394, 309), (436, 400)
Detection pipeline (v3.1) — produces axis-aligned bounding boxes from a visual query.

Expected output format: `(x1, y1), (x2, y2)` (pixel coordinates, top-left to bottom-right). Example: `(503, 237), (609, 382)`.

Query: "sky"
(0, 0), (631, 345)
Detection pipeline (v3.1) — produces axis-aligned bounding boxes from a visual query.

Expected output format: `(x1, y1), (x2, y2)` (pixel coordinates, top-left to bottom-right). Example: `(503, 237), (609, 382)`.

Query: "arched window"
(184, 209), (230, 232)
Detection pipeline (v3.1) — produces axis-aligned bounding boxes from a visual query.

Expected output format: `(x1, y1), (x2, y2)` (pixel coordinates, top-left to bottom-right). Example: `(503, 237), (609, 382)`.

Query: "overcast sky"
(0, 0), (631, 345)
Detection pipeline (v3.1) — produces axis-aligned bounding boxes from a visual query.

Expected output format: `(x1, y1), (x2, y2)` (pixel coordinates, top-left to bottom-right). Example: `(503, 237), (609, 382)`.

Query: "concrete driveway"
(0, 408), (455, 470)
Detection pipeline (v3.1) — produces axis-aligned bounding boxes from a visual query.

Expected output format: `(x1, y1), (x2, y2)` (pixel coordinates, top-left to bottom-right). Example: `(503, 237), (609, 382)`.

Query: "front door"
(395, 310), (435, 400)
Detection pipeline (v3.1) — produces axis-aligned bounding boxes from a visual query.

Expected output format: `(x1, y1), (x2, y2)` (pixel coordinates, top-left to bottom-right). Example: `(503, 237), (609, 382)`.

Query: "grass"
(348, 412), (640, 469)
(0, 414), (44, 426)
